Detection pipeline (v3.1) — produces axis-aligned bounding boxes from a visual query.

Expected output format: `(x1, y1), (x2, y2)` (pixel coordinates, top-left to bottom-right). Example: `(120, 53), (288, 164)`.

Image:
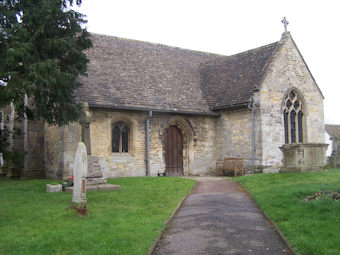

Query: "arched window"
(283, 90), (304, 144)
(112, 121), (129, 153)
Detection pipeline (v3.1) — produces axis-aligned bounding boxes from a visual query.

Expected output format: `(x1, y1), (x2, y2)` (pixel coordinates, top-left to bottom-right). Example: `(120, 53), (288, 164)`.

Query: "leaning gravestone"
(72, 142), (88, 204)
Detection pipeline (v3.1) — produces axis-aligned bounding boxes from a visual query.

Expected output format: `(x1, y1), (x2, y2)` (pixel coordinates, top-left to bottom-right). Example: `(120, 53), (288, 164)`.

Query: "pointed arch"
(111, 121), (130, 153)
(159, 116), (195, 176)
(282, 88), (306, 143)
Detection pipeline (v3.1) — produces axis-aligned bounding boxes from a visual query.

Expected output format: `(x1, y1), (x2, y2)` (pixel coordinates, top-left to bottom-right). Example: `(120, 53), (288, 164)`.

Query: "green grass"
(0, 177), (195, 255)
(236, 169), (340, 255)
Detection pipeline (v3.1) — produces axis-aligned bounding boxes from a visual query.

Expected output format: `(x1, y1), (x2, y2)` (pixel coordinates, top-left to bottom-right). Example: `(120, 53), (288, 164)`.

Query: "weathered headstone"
(72, 142), (88, 204)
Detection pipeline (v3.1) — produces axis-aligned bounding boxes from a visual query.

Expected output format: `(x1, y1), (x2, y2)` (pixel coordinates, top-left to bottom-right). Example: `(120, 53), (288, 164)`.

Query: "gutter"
(88, 104), (219, 116)
(212, 102), (249, 111)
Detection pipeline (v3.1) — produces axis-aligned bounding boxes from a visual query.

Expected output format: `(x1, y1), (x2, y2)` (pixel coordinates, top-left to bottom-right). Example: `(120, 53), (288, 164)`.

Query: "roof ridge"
(228, 41), (279, 58)
(200, 41), (279, 66)
(90, 32), (225, 58)
(199, 40), (280, 110)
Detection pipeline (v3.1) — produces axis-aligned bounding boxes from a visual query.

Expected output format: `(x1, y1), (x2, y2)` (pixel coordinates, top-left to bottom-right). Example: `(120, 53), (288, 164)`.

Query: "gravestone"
(87, 155), (107, 185)
(72, 142), (88, 204)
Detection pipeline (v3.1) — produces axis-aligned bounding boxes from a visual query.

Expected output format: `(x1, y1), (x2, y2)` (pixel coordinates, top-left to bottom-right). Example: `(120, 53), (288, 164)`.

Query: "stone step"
(87, 177), (107, 185)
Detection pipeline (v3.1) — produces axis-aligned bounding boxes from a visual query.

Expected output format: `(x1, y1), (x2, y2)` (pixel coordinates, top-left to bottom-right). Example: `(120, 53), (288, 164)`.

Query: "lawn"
(0, 177), (195, 255)
(236, 169), (340, 255)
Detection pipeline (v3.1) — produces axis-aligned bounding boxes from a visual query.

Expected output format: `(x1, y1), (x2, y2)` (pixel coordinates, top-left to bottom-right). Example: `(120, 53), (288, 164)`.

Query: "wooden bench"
(216, 157), (244, 177)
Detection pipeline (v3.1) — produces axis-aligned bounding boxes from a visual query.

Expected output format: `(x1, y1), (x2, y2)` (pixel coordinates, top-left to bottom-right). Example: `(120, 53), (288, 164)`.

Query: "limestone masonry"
(1, 31), (328, 178)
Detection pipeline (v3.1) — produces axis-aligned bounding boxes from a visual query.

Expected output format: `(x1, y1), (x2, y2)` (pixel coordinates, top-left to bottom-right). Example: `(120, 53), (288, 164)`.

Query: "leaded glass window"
(112, 121), (129, 153)
(122, 126), (129, 153)
(284, 110), (289, 144)
(283, 89), (304, 144)
(290, 110), (296, 143)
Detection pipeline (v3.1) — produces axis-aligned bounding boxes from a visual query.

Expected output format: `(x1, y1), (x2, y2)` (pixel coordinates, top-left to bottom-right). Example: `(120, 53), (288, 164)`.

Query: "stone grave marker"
(72, 142), (88, 204)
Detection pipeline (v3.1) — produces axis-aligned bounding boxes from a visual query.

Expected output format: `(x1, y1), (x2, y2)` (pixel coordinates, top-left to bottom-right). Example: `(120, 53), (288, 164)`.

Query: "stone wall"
(44, 122), (81, 179)
(21, 119), (45, 178)
(88, 109), (218, 177)
(44, 124), (64, 179)
(216, 109), (253, 171)
(62, 123), (82, 178)
(6, 34), (327, 178)
(258, 33), (326, 170)
(2, 104), (45, 178)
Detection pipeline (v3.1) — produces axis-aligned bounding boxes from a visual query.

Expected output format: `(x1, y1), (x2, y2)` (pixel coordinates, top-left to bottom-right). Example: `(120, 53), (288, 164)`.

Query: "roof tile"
(76, 33), (279, 114)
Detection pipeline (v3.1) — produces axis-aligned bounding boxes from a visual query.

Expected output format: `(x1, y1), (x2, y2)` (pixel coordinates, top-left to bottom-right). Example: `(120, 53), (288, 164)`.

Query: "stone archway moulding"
(159, 116), (195, 176)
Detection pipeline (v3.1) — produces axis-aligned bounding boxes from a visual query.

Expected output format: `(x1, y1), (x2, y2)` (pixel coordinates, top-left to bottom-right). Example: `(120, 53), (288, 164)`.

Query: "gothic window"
(283, 89), (305, 144)
(112, 121), (129, 153)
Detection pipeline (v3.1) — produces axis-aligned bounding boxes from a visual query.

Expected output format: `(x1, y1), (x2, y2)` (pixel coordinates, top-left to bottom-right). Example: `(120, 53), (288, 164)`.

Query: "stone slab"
(46, 184), (62, 193)
(65, 183), (121, 192)
(263, 167), (280, 173)
(87, 177), (107, 185)
(96, 183), (121, 191)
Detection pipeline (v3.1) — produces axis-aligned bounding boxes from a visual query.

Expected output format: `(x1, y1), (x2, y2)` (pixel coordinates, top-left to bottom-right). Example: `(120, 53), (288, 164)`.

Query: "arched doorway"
(164, 126), (183, 176)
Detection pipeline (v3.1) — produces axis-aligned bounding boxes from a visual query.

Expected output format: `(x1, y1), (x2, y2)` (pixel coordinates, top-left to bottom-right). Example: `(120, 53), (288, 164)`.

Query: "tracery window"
(283, 90), (304, 143)
(112, 121), (129, 153)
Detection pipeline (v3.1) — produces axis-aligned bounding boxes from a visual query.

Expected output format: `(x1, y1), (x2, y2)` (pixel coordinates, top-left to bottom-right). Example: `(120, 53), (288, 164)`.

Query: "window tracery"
(112, 121), (129, 153)
(283, 90), (304, 143)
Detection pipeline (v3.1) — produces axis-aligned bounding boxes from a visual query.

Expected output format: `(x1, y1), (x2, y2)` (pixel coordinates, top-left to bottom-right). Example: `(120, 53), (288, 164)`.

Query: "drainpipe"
(145, 110), (152, 176)
(248, 98), (256, 174)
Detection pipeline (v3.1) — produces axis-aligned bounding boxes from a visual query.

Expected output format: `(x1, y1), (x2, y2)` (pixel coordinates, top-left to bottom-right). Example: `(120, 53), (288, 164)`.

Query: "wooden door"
(164, 126), (183, 176)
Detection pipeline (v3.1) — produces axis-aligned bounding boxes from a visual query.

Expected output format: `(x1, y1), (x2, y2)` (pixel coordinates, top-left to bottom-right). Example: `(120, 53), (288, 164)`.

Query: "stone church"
(1, 31), (328, 179)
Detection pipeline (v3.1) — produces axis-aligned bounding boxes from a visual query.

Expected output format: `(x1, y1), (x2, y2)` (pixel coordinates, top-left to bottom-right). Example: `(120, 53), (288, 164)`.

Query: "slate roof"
(76, 33), (280, 114)
(200, 42), (279, 109)
(76, 33), (222, 115)
(325, 125), (340, 138)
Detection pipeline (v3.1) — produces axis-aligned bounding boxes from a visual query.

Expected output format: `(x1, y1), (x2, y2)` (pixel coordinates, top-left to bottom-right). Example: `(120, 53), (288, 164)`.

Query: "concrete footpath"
(152, 177), (291, 255)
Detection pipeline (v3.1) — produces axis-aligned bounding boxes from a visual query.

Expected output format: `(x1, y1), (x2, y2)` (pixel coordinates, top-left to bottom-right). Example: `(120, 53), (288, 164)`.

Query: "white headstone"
(72, 142), (88, 204)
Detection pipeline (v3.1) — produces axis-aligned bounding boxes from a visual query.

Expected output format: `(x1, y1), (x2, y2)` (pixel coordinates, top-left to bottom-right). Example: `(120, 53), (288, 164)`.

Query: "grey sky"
(75, 0), (340, 124)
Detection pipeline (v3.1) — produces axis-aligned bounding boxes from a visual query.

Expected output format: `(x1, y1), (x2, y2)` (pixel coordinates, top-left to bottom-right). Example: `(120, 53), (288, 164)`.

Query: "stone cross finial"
(281, 17), (289, 32)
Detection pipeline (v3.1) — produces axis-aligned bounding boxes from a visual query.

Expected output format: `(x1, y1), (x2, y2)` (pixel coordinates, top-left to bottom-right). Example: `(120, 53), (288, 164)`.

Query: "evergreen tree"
(0, 0), (92, 125)
(0, 0), (92, 166)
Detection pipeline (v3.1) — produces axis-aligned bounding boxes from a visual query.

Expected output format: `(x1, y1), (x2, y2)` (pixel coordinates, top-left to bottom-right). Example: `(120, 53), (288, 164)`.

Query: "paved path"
(152, 177), (290, 255)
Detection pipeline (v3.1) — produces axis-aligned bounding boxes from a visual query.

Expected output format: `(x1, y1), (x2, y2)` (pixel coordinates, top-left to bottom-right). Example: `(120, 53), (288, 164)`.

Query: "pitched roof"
(76, 33), (222, 115)
(75, 33), (280, 114)
(200, 42), (279, 109)
(325, 124), (340, 138)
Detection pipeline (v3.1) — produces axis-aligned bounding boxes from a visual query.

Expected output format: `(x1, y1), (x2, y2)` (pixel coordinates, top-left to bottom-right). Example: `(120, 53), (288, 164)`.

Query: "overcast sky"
(74, 0), (340, 124)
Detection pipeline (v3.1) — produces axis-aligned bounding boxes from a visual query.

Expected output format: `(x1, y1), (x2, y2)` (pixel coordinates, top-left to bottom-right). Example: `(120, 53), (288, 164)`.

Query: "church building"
(1, 31), (328, 179)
